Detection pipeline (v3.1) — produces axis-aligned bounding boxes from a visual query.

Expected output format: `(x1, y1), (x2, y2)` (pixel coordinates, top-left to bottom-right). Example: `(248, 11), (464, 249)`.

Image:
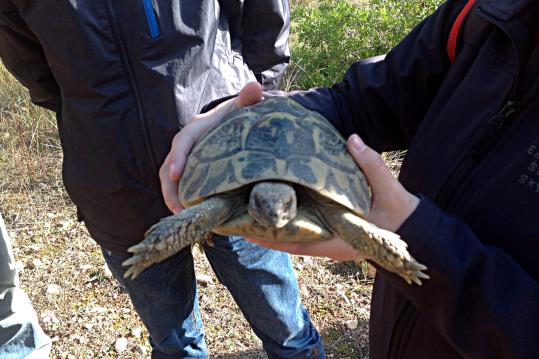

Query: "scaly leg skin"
(308, 192), (429, 285)
(122, 195), (236, 279)
(343, 214), (429, 285)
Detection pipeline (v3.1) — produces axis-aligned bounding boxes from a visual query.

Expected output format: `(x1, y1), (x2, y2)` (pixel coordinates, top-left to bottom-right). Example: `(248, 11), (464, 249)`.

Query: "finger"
(347, 134), (398, 194)
(196, 81), (263, 122)
(247, 237), (361, 261)
(236, 81), (263, 107)
(160, 161), (184, 214)
(168, 162), (180, 181)
(170, 131), (198, 177)
(161, 176), (183, 213)
(247, 238), (318, 256)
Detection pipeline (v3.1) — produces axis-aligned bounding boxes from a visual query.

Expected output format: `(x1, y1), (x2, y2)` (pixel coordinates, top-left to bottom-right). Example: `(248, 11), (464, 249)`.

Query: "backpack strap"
(447, 0), (477, 64)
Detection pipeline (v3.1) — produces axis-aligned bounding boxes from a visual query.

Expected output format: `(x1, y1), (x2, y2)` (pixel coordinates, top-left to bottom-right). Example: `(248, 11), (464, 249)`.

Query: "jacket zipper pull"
(472, 100), (517, 157)
(490, 100), (516, 129)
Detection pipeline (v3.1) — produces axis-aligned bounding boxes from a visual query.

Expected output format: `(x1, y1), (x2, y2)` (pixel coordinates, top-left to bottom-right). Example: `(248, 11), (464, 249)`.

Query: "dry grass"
(0, 65), (373, 358)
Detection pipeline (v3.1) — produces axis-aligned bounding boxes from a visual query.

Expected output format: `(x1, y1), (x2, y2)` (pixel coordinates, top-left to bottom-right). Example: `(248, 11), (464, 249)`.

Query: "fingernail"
(350, 134), (366, 152)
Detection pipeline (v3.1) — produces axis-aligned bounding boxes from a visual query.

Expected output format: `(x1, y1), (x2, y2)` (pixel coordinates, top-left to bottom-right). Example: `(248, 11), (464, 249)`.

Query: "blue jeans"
(0, 213), (51, 359)
(102, 235), (325, 358)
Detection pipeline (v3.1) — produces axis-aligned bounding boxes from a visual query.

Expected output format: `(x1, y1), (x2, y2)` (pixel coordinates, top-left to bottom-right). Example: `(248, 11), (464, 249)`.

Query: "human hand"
(247, 237), (362, 262)
(347, 134), (419, 232)
(160, 81), (263, 213)
(247, 134), (419, 261)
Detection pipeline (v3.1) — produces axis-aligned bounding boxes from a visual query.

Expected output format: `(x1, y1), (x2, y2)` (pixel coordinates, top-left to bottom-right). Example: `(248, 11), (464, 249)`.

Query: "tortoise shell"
(179, 97), (370, 216)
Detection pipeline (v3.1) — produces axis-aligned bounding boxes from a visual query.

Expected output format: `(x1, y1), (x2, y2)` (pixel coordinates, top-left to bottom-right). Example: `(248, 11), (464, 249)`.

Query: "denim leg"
(102, 247), (208, 359)
(0, 213), (52, 359)
(204, 236), (325, 359)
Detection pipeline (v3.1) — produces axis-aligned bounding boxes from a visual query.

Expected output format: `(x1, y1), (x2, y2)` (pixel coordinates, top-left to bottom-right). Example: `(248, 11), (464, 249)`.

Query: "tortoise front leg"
(308, 192), (429, 285)
(122, 195), (237, 279)
(332, 211), (428, 285)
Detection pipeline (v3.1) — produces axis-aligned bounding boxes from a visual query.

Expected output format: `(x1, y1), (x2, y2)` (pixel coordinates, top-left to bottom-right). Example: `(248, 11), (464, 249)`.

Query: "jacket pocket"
(142, 0), (160, 38)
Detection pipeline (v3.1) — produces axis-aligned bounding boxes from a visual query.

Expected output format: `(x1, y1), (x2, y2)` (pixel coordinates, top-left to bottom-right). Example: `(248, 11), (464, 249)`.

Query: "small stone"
(114, 338), (128, 352)
(196, 274), (213, 286)
(60, 220), (71, 230)
(345, 319), (359, 330)
(132, 327), (142, 338)
(103, 264), (113, 278)
(71, 335), (86, 344)
(358, 307), (370, 317)
(83, 323), (93, 331)
(92, 306), (107, 314)
(136, 344), (147, 354)
(46, 284), (62, 295)
(85, 276), (98, 284)
(31, 258), (43, 268)
(41, 313), (59, 324)
(80, 264), (93, 272)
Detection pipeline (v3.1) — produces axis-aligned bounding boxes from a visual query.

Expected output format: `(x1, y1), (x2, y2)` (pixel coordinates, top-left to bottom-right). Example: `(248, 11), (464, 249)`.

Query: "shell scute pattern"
(179, 97), (370, 216)
(244, 117), (304, 159)
(191, 117), (246, 163)
(241, 152), (278, 180)
(200, 160), (239, 196)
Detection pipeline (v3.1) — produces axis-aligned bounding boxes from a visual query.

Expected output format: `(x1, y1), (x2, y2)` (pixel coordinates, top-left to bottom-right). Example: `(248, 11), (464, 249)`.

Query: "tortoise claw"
(126, 242), (150, 254)
(122, 239), (168, 279)
(122, 254), (154, 279)
(121, 254), (143, 267)
(122, 263), (144, 280)
(417, 271), (430, 279)
(403, 266), (430, 286)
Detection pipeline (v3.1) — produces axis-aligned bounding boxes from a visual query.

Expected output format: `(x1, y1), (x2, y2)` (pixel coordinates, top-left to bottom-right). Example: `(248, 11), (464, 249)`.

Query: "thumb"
(236, 81), (263, 107)
(347, 134), (396, 194)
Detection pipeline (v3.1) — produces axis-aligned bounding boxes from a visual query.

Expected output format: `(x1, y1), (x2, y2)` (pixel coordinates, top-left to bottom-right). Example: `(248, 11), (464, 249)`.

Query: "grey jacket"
(0, 0), (290, 251)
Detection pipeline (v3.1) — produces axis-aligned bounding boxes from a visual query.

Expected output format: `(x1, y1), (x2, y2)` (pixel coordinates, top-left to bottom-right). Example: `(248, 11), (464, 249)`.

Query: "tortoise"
(122, 97), (428, 284)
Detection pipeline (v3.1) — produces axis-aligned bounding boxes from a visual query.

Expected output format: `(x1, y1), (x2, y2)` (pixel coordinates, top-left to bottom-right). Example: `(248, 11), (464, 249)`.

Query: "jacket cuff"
(396, 194), (442, 255)
(368, 195), (442, 289)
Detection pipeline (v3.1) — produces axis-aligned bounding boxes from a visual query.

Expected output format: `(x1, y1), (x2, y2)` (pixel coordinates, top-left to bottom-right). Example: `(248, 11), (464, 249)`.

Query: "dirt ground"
(1, 157), (372, 358)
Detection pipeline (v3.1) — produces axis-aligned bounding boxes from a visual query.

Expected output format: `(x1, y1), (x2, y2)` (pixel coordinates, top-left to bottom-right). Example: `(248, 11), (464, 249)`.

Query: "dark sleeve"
(221, 0), (290, 91)
(289, 0), (470, 153)
(372, 197), (539, 357)
(0, 1), (60, 111)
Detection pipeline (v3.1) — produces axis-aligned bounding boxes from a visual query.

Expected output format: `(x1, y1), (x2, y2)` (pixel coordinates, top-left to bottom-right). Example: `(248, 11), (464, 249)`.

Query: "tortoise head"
(248, 182), (297, 229)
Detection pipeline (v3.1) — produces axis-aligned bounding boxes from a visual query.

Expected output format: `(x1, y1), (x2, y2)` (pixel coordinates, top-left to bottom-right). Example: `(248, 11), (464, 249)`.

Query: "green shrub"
(288, 0), (444, 89)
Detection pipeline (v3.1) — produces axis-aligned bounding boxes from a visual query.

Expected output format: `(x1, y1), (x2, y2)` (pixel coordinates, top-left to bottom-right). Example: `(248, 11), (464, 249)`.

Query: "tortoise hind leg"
(122, 195), (238, 279)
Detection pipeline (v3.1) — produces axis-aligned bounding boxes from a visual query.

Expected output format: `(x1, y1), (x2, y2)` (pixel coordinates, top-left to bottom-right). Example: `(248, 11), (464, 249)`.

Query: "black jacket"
(0, 0), (290, 251)
(292, 0), (539, 357)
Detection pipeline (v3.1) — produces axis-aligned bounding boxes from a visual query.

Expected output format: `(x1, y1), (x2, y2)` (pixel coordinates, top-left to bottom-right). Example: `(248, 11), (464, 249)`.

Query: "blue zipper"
(142, 0), (160, 38)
